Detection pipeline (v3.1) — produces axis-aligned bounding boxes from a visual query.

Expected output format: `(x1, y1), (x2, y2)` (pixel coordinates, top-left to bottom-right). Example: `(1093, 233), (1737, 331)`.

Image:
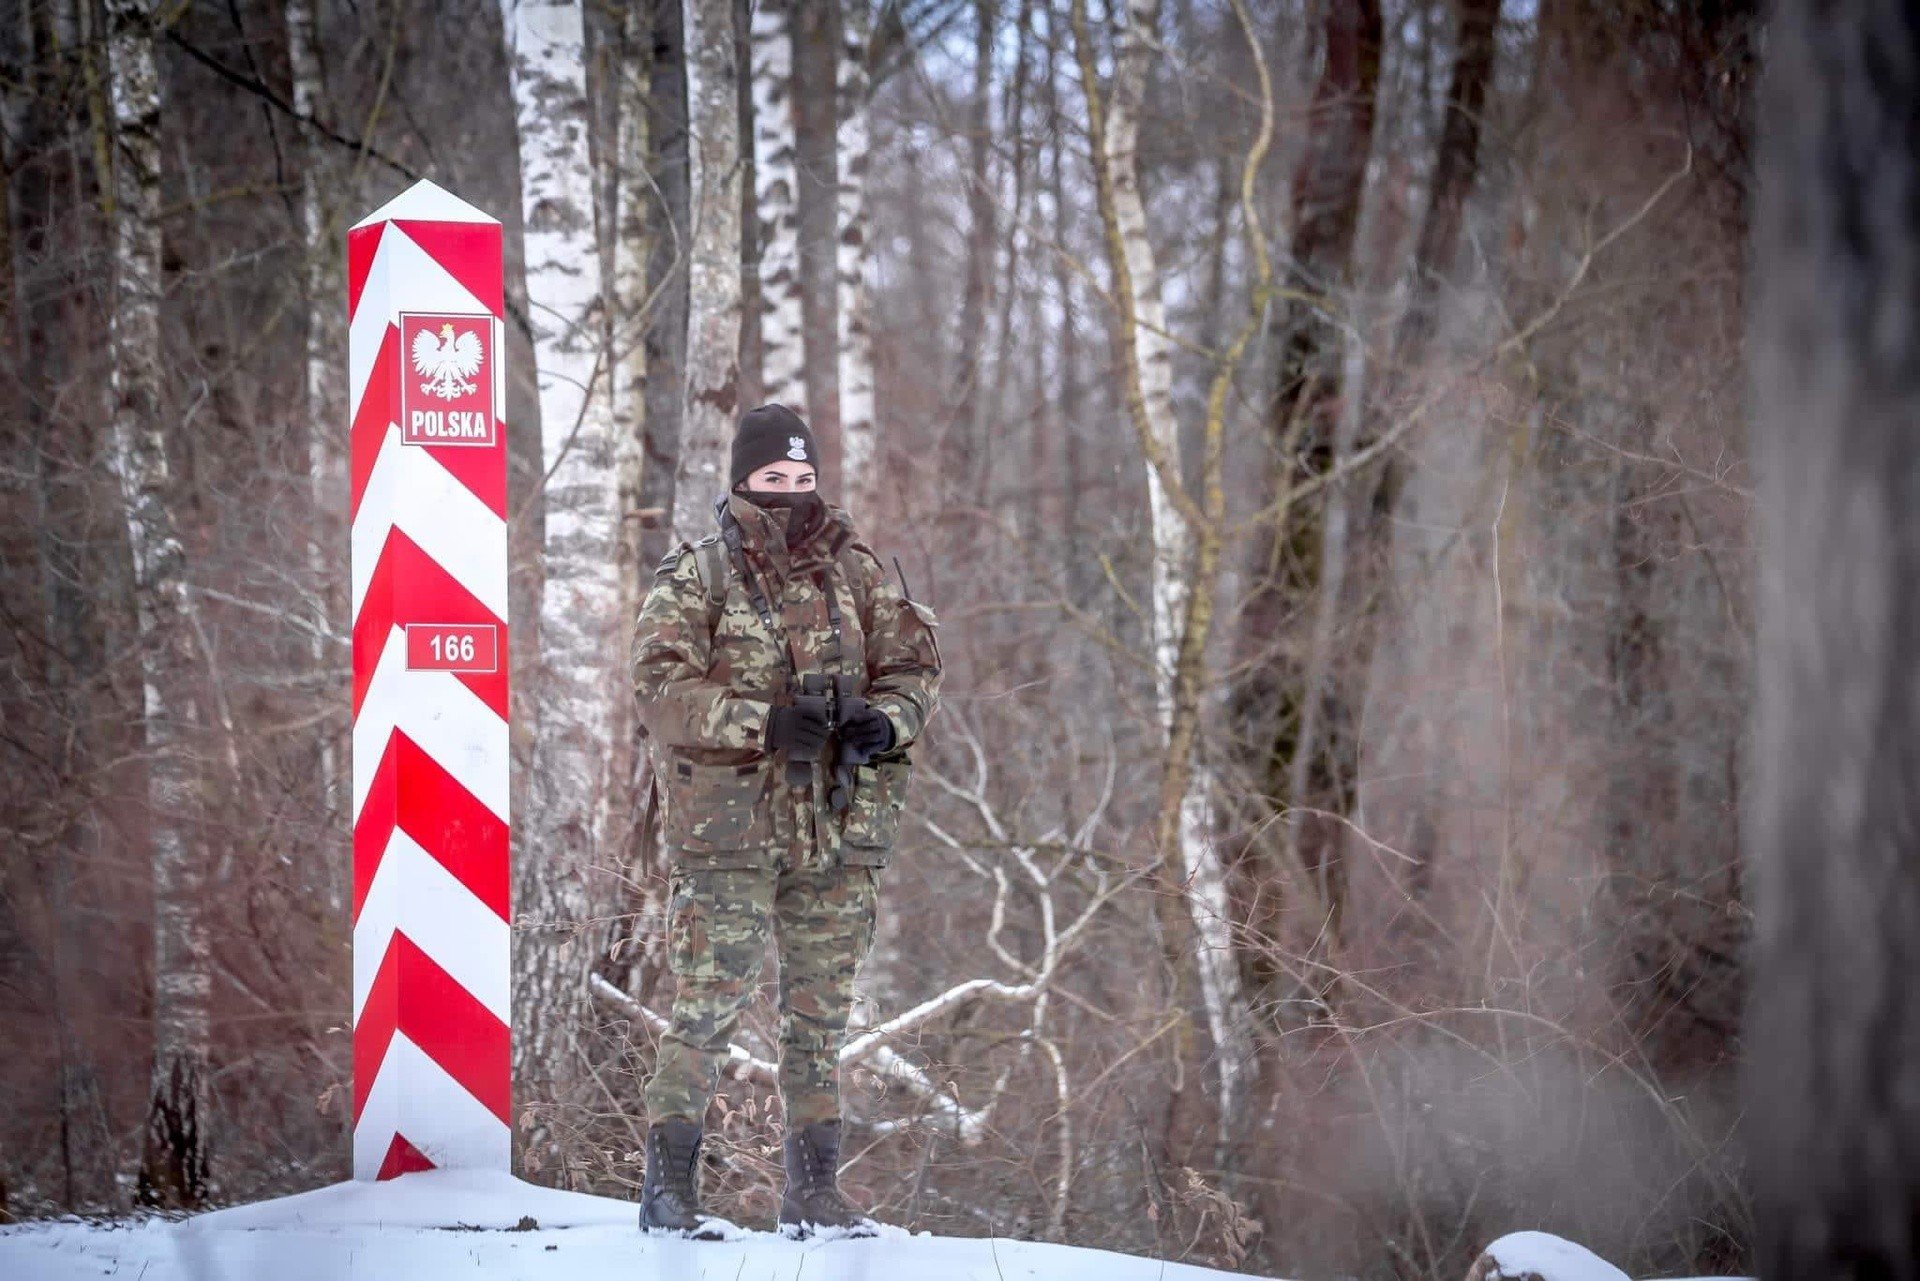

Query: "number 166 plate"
(405, 623), (499, 674)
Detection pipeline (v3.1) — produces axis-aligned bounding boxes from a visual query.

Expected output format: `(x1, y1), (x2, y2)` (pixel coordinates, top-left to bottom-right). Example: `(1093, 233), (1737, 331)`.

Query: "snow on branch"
(589, 975), (776, 1086)
(596, 959), (1074, 1146)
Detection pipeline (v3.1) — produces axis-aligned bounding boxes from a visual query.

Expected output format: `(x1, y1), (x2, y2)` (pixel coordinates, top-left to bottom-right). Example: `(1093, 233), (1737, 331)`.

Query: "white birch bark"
(502, 0), (617, 1081)
(103, 0), (212, 1208)
(1100, 0), (1254, 1130)
(672, 0), (744, 543)
(750, 0), (806, 414)
(836, 0), (880, 518)
(284, 0), (342, 842)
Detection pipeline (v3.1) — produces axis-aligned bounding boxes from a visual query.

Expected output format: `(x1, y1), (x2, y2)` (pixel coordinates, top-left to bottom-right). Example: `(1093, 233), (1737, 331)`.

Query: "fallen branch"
(590, 975), (774, 1084)
(589, 745), (1138, 1150)
(589, 972), (1008, 1145)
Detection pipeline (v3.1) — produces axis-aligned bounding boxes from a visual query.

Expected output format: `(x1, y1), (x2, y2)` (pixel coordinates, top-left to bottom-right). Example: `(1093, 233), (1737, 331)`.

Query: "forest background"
(0, 0), (1758, 1277)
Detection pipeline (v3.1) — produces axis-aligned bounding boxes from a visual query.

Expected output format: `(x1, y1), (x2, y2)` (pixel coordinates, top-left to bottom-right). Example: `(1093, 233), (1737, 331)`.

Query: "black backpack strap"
(715, 496), (802, 680)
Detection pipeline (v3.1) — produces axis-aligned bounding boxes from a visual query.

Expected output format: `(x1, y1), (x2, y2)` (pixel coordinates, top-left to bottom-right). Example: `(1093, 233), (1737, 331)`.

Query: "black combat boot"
(778, 1118), (881, 1239)
(638, 1118), (736, 1239)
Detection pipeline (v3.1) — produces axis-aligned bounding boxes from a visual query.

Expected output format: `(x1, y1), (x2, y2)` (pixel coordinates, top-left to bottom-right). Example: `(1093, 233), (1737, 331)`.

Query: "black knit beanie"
(730, 404), (819, 490)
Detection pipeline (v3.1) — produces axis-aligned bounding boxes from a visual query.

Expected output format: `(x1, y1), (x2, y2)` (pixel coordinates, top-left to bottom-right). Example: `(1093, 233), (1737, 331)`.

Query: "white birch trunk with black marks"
(1103, 0), (1254, 1132)
(751, 0), (805, 415)
(502, 0), (616, 1084)
(672, 0), (744, 543)
(836, 0), (878, 517)
(104, 0), (212, 1210)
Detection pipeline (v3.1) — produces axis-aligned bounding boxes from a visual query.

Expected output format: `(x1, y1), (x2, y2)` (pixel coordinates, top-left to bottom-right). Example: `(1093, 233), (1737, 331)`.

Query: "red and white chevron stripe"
(348, 180), (511, 1180)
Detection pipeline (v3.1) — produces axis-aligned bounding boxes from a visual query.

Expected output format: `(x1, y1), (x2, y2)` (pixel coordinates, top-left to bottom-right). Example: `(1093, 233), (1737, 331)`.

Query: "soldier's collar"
(723, 492), (787, 555)
(723, 492), (849, 566)
(788, 504), (855, 569)
(725, 491), (768, 529)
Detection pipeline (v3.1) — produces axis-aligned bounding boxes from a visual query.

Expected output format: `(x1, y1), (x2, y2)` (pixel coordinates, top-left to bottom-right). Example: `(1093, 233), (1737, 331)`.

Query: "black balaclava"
(769, 491), (826, 549)
(730, 403), (824, 545)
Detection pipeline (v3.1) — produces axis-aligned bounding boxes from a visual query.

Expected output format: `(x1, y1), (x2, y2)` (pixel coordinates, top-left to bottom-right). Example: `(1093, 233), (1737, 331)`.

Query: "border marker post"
(346, 180), (512, 1180)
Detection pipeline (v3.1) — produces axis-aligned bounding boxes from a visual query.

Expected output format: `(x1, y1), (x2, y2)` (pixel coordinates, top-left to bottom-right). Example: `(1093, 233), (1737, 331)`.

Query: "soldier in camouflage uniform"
(631, 404), (941, 1239)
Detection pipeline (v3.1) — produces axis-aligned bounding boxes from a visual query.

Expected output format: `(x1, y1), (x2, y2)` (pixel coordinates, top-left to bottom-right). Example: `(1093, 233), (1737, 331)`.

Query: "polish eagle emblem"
(787, 435), (809, 461)
(412, 322), (483, 401)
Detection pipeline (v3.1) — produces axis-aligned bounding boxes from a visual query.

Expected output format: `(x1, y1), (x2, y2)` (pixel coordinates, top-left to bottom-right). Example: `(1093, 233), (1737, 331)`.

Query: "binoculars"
(784, 673), (862, 811)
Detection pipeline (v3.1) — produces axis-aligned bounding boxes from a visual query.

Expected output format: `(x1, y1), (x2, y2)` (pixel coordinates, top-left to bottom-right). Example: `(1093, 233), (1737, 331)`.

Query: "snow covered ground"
(0, 1171), (1749, 1281)
(0, 1169), (1264, 1280)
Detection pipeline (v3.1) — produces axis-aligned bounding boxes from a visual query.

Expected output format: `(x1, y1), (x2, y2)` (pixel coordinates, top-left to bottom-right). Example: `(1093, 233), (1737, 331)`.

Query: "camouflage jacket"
(631, 493), (943, 871)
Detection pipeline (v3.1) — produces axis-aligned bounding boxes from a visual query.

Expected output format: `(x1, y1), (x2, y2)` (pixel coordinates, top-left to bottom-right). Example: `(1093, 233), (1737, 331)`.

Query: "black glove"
(838, 700), (895, 766)
(766, 697), (831, 759)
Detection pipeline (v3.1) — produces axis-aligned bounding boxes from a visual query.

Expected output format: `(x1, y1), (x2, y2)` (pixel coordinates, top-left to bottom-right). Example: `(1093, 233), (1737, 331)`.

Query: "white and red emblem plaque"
(400, 312), (496, 447)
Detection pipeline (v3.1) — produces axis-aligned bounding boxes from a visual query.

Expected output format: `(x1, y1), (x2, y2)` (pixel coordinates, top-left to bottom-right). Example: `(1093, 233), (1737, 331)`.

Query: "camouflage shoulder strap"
(832, 534), (880, 623)
(688, 533), (729, 627)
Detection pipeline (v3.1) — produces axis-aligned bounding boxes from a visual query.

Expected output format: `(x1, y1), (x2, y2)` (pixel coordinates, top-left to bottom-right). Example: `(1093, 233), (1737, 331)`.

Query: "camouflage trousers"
(643, 858), (879, 1128)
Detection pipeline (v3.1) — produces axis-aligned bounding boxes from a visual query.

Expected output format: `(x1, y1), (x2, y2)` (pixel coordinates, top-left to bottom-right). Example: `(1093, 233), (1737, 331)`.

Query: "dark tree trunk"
(792, 0), (839, 457)
(1041, 7), (1086, 604)
(951, 0), (996, 498)
(642, 0), (691, 572)
(1292, 0), (1383, 297)
(1227, 0), (1381, 910)
(986, 0), (1032, 512)
(735, 0), (762, 410)
(1748, 2), (1920, 1276)
(1398, 0), (1500, 359)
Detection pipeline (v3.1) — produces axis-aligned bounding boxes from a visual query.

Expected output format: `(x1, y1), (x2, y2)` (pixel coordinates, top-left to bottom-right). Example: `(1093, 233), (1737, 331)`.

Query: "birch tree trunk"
(502, 0), (618, 1088)
(751, 0), (806, 414)
(1073, 0), (1255, 1138)
(284, 0), (342, 850)
(104, 0), (211, 1210)
(836, 0), (878, 518)
(672, 0), (744, 543)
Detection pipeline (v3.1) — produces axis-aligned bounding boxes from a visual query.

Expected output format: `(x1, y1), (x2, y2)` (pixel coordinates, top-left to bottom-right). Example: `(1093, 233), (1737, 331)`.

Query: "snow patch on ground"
(189, 1169), (635, 1232)
(1479, 1231), (1633, 1281)
(0, 1169), (1262, 1280)
(1474, 1231), (1752, 1281)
